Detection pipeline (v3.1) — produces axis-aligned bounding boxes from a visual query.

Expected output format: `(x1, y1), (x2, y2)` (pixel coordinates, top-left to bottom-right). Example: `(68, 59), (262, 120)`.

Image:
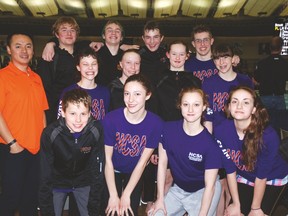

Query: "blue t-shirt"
(57, 83), (110, 120)
(102, 108), (163, 173)
(162, 120), (222, 192)
(184, 56), (218, 81)
(214, 119), (288, 182)
(202, 73), (253, 127)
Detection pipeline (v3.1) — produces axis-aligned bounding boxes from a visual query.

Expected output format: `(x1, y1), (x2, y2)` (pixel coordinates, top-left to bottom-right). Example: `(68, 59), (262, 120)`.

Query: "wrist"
(7, 139), (17, 147)
(251, 207), (261, 210)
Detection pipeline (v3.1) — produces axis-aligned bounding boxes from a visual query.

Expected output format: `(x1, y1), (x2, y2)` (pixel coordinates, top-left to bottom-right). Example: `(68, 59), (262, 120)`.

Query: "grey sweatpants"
(155, 180), (221, 216)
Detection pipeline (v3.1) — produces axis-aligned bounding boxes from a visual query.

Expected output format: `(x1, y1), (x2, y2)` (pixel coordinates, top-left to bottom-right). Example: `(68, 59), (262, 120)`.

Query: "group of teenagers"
(0, 15), (287, 216)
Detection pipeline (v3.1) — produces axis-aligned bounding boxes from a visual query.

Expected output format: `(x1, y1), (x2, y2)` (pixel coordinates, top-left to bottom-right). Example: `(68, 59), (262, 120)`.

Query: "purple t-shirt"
(102, 108), (163, 173)
(214, 119), (288, 182)
(184, 56), (218, 81)
(57, 83), (110, 120)
(162, 120), (222, 192)
(202, 73), (254, 127)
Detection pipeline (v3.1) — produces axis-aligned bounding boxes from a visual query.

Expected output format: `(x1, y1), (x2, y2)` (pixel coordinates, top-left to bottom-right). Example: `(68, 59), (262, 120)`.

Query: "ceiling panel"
(214, 0), (246, 18)
(0, 0), (288, 19)
(91, 0), (117, 18)
(153, 0), (179, 18)
(181, 0), (214, 18)
(121, 0), (146, 18)
(0, 0), (25, 16)
(244, 0), (286, 16)
(23, 0), (58, 17)
(57, 0), (86, 17)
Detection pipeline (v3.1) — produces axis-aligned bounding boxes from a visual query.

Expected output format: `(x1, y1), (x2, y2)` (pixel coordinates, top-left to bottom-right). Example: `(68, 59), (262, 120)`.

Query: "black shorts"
(237, 182), (286, 215)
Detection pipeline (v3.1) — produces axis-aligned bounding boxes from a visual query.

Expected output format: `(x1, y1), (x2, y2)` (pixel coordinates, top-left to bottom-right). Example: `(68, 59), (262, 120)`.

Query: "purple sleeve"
(255, 128), (281, 179)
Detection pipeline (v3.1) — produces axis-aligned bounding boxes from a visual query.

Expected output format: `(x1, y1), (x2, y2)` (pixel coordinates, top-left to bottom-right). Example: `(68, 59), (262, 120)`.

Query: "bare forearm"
(104, 160), (118, 198)
(251, 178), (267, 209)
(199, 185), (215, 215)
(123, 148), (154, 196)
(227, 172), (241, 205)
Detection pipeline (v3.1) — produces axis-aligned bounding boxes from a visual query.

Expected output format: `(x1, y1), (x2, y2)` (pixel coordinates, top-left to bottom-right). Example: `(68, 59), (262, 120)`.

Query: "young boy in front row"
(39, 88), (104, 216)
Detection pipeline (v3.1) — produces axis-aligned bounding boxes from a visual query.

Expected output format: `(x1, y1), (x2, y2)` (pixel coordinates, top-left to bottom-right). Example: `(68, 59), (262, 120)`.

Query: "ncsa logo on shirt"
(188, 152), (203, 162)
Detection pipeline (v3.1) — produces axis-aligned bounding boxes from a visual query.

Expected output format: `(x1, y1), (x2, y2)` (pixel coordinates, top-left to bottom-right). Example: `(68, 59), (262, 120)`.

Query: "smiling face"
(76, 55), (98, 81)
(228, 89), (256, 122)
(103, 23), (123, 46)
(192, 32), (214, 59)
(166, 43), (188, 71)
(123, 80), (151, 115)
(120, 51), (141, 80)
(7, 34), (34, 71)
(213, 56), (233, 74)
(180, 91), (206, 124)
(142, 29), (164, 52)
(61, 102), (90, 133)
(56, 23), (77, 47)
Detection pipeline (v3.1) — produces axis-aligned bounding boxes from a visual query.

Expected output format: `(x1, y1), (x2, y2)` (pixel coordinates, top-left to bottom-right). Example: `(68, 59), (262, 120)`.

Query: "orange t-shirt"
(0, 62), (49, 154)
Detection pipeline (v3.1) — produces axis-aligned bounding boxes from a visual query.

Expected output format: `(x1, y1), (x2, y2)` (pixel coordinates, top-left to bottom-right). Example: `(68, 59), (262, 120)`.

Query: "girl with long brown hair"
(214, 86), (288, 216)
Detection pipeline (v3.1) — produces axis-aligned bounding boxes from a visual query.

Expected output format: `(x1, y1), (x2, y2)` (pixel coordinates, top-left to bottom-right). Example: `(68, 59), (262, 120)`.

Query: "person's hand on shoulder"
(89, 42), (104, 52)
(120, 44), (140, 51)
(42, 42), (56, 61)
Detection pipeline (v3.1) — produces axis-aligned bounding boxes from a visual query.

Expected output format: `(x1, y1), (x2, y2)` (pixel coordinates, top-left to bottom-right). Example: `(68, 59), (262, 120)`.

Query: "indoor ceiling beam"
(271, 1), (288, 16)
(16, 0), (33, 16)
(237, 0), (249, 16)
(177, 0), (184, 16)
(146, 0), (154, 18)
(207, 0), (221, 18)
(53, 0), (65, 15)
(117, 0), (124, 16)
(83, 0), (95, 18)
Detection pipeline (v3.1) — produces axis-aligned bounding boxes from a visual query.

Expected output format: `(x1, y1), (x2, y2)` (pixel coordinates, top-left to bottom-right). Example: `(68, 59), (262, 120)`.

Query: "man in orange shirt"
(0, 32), (48, 216)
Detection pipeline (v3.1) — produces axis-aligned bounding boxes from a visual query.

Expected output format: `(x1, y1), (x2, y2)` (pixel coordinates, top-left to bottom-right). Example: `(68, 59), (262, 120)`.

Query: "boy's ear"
(61, 109), (65, 118)
(145, 92), (152, 101)
(166, 51), (170, 59)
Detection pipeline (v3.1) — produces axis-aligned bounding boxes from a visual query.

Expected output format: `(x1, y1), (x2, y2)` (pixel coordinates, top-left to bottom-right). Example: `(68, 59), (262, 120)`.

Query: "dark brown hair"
(226, 86), (269, 171)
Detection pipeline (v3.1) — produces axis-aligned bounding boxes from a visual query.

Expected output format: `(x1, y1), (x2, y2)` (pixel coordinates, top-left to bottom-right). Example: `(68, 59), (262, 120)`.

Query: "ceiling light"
(193, 13), (202, 18)
(36, 11), (46, 16)
(2, 11), (13, 15)
(258, 12), (267, 16)
(161, 13), (170, 17)
(98, 13), (107, 18)
(223, 12), (232, 16)
(131, 13), (139, 18)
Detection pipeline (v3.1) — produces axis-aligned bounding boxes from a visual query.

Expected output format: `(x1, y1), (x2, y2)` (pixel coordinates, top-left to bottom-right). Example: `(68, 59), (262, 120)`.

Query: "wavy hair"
(226, 86), (269, 171)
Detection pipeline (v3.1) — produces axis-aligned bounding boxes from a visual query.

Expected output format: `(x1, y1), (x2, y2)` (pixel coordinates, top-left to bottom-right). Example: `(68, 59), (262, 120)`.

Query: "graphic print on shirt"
(115, 132), (146, 157)
(188, 152), (203, 162)
(193, 68), (218, 81)
(213, 92), (229, 112)
(216, 139), (231, 160)
(227, 148), (249, 171)
(91, 99), (106, 120)
(217, 139), (249, 172)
